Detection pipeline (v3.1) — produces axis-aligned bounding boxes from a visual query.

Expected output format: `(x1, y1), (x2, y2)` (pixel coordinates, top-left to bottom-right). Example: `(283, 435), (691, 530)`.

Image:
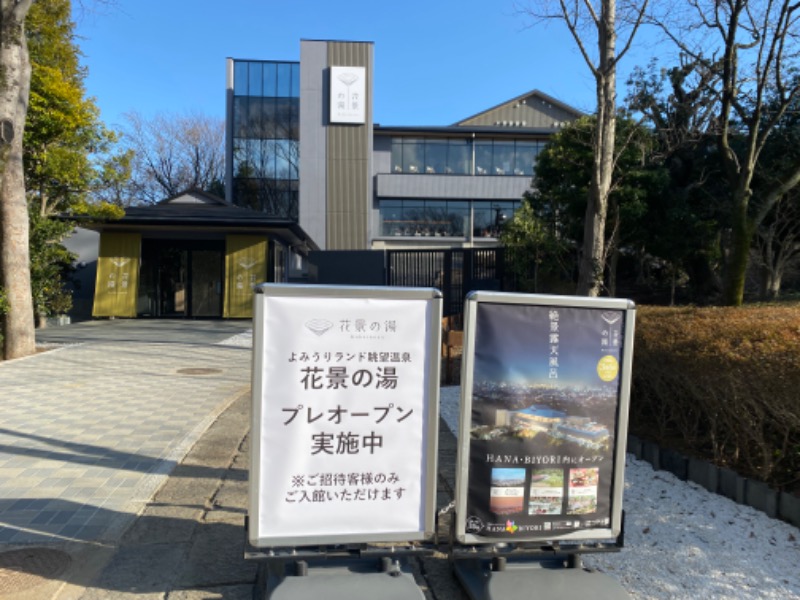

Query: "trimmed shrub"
(630, 304), (800, 493)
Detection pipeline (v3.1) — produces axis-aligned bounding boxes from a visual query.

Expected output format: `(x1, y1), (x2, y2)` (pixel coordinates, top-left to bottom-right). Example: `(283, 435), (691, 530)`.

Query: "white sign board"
(249, 284), (442, 547)
(329, 66), (366, 124)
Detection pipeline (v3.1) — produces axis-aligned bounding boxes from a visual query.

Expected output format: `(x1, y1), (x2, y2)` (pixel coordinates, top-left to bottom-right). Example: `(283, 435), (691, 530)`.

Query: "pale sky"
(71, 0), (669, 131)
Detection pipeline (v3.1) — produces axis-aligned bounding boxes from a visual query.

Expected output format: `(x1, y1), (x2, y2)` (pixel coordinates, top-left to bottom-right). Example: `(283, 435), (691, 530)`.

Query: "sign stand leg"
(257, 555), (426, 600)
(453, 554), (630, 600)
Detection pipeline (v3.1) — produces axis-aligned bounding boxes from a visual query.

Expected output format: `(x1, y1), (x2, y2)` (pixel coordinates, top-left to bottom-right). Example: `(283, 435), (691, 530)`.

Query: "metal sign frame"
(454, 292), (635, 544)
(249, 283), (442, 548)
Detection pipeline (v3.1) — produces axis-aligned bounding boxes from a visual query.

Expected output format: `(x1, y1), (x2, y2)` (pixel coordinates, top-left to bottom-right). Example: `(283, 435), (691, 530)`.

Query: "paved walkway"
(0, 320), (254, 598)
(0, 319), (467, 600)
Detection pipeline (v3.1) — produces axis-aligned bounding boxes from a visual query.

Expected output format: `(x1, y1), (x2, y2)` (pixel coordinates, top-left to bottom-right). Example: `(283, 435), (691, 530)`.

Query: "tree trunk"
(576, 81), (615, 296)
(576, 185), (608, 296)
(765, 270), (782, 301)
(721, 192), (752, 306)
(576, 0), (616, 297)
(1, 1), (36, 360)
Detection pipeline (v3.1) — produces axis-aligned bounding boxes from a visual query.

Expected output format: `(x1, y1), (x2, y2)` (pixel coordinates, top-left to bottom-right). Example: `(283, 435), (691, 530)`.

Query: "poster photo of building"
(454, 293), (636, 544)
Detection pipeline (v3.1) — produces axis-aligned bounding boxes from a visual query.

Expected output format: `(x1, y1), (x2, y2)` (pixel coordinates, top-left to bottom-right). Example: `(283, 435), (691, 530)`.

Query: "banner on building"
(454, 292), (635, 545)
(330, 66), (366, 124)
(223, 235), (267, 318)
(248, 284), (442, 547)
(92, 232), (141, 318)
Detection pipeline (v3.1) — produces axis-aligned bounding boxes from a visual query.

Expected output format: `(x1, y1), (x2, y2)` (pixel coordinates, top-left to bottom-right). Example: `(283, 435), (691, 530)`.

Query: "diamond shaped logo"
(305, 318), (333, 336)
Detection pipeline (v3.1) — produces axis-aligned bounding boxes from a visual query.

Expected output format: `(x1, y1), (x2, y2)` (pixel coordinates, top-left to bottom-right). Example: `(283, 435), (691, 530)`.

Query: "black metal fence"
(387, 248), (506, 318)
(308, 247), (508, 320)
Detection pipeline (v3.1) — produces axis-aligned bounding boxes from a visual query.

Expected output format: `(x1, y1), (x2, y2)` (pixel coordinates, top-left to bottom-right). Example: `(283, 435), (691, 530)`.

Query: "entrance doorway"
(139, 240), (223, 317)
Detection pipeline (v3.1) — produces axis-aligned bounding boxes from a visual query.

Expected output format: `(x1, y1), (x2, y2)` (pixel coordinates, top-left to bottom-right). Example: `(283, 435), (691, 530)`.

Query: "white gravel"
(439, 386), (800, 600)
(224, 331), (800, 599)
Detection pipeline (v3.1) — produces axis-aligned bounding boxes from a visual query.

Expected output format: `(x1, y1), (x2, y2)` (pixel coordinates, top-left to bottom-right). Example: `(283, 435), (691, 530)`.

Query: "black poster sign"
(455, 294), (635, 544)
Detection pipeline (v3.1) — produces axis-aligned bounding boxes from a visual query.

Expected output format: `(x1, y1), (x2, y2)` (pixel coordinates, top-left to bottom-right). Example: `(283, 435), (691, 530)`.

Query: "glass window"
(402, 139), (424, 174)
(274, 140), (299, 180)
(233, 97), (249, 137)
(277, 63), (293, 97)
(380, 200), (404, 236)
(428, 201), (467, 236)
(400, 201), (424, 236)
(446, 201), (470, 236)
(473, 201), (520, 237)
(272, 140), (288, 179)
(261, 62), (276, 97)
(290, 63), (300, 97)
(274, 97), (298, 138)
(447, 140), (470, 175)
(378, 199), (470, 237)
(474, 140), (492, 175)
(493, 141), (515, 175)
(424, 140), (447, 174)
(473, 204), (494, 237)
(493, 201), (518, 225)
(249, 140), (271, 178)
(420, 200), (445, 235)
(234, 61), (249, 96)
(391, 140), (404, 173)
(248, 62), (263, 97)
(256, 98), (275, 138)
(231, 139), (251, 178)
(514, 141), (538, 176)
(230, 60), (300, 216)
(383, 137), (547, 177)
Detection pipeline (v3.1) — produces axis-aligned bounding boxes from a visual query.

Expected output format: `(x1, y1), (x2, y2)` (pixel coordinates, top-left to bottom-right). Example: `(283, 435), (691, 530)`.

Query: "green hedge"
(630, 304), (800, 493)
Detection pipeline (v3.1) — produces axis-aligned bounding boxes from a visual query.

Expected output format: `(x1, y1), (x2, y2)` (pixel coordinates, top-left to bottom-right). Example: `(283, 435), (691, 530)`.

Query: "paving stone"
(0, 340), (250, 546)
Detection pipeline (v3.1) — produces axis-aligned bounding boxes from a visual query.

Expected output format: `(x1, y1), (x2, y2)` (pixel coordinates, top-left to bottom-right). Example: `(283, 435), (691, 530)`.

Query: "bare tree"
(649, 0), (800, 306)
(754, 194), (800, 300)
(517, 0), (649, 296)
(122, 111), (225, 204)
(1, 0), (36, 359)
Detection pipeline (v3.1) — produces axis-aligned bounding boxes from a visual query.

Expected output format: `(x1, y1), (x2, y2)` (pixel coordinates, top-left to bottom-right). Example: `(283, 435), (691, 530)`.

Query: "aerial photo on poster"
(469, 304), (622, 450)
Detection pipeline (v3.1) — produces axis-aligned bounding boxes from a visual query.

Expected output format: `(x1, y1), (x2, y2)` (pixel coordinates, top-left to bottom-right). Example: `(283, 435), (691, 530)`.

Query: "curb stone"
(627, 435), (800, 528)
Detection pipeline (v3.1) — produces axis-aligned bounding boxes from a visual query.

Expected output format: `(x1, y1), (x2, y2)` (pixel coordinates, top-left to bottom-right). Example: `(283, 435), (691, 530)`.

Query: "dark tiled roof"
(70, 189), (317, 251)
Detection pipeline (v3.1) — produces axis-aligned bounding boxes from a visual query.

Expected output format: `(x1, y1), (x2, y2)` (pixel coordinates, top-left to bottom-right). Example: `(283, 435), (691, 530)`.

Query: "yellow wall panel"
(92, 233), (141, 317)
(224, 235), (268, 318)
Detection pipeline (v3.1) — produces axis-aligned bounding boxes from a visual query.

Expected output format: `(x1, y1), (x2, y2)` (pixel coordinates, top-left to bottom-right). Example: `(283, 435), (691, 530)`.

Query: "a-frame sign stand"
(247, 543), (430, 600)
(452, 556), (630, 600)
(246, 286), (637, 599)
(450, 516), (630, 600)
(247, 285), (443, 600)
(451, 292), (637, 600)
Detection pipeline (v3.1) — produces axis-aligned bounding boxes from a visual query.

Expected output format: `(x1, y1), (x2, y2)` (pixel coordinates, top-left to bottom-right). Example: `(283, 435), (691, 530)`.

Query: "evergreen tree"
(512, 115), (661, 297)
(23, 0), (123, 324)
(25, 0), (117, 217)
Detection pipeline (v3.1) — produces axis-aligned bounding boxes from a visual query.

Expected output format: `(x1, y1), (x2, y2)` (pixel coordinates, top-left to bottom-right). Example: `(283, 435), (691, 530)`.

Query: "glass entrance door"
(158, 248), (188, 317)
(191, 250), (222, 317)
(139, 240), (223, 318)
